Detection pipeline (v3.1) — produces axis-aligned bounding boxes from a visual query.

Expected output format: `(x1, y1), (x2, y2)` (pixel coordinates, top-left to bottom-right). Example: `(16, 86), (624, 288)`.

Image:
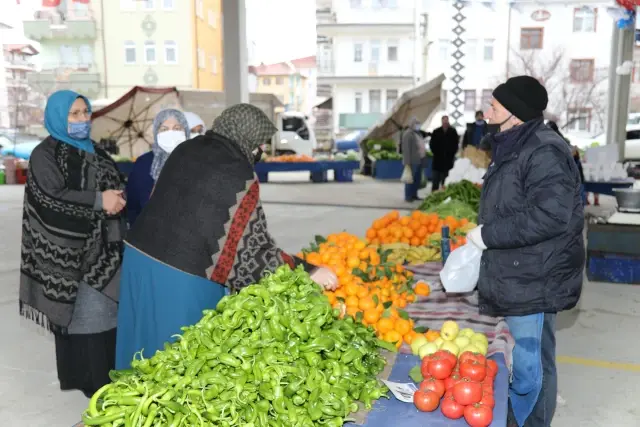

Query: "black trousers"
(431, 170), (448, 191)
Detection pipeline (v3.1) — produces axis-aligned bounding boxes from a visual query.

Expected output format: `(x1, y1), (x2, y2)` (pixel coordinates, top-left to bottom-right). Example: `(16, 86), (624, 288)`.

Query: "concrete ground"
(1, 174), (639, 426)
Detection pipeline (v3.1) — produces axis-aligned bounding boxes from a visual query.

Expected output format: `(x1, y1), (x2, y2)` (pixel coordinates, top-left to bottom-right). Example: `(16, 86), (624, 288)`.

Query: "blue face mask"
(68, 121), (91, 140)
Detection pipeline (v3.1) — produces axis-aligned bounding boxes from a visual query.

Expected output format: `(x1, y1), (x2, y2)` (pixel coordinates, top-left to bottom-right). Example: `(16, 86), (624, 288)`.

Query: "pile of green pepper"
(82, 265), (391, 426)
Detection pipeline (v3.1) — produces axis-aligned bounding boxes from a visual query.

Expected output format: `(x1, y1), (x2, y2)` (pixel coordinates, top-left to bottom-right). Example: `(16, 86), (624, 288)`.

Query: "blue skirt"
(115, 245), (226, 370)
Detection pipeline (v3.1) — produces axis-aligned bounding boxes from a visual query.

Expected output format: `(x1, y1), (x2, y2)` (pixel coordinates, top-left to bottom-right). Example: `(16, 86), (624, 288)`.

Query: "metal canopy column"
(222, 0), (249, 105)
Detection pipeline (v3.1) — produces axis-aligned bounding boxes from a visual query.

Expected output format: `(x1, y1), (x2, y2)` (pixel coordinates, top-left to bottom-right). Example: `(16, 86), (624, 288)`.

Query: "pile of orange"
(265, 154), (315, 163)
(300, 232), (433, 348)
(366, 210), (469, 247)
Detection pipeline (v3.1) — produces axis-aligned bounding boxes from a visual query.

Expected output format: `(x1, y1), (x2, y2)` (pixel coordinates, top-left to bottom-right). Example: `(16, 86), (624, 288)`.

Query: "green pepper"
(185, 359), (205, 378)
(376, 338), (398, 352)
(231, 345), (258, 358)
(259, 383), (275, 401)
(269, 317), (285, 341)
(218, 354), (241, 368)
(284, 378), (304, 397)
(273, 397), (287, 414)
(300, 336), (335, 353)
(302, 352), (321, 366)
(341, 348), (362, 364)
(82, 410), (127, 426)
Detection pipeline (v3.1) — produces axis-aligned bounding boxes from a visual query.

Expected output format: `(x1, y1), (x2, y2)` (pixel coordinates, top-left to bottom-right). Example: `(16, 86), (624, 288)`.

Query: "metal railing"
(31, 8), (94, 24)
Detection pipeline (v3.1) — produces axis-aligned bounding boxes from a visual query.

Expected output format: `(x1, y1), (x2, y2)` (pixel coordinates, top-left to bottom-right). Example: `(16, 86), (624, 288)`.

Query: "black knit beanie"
(492, 76), (548, 122)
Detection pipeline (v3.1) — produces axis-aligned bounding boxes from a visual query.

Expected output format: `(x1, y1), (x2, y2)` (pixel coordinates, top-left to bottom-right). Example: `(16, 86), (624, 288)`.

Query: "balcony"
(23, 9), (96, 40)
(339, 113), (383, 130)
(316, 11), (414, 37)
(4, 57), (35, 71)
(318, 60), (414, 85)
(6, 75), (29, 89)
(28, 65), (101, 97)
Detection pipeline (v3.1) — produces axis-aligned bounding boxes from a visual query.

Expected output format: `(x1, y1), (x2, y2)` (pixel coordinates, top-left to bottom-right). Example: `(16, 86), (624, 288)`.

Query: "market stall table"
(583, 179), (634, 196)
(255, 160), (360, 183)
(587, 218), (640, 284)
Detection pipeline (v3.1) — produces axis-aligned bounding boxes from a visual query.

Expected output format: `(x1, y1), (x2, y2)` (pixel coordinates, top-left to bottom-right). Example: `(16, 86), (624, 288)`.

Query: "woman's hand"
(102, 190), (126, 215)
(310, 267), (338, 291)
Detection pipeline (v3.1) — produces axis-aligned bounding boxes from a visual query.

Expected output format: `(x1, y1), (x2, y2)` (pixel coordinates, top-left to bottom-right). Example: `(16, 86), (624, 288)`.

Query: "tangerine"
(377, 317), (395, 334)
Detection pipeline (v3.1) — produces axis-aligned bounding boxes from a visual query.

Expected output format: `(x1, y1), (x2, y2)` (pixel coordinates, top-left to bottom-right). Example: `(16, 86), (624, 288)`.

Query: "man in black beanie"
(464, 76), (585, 427)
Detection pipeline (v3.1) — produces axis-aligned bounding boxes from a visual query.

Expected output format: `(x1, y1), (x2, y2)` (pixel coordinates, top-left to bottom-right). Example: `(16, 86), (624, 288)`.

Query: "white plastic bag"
(401, 165), (414, 184)
(439, 242), (483, 293)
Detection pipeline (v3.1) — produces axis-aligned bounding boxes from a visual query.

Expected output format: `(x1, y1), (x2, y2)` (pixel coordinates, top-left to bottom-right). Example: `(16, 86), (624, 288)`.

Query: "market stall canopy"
(314, 97), (332, 110)
(91, 86), (180, 159)
(361, 73), (446, 141)
(0, 141), (41, 160)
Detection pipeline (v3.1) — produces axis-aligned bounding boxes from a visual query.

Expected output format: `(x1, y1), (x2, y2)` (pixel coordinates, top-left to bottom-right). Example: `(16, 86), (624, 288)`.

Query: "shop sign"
(531, 10), (551, 22)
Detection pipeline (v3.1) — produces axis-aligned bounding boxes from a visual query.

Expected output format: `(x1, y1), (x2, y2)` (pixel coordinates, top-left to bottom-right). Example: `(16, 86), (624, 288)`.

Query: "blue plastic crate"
(587, 251), (640, 284)
(373, 159), (403, 180)
(334, 168), (354, 182)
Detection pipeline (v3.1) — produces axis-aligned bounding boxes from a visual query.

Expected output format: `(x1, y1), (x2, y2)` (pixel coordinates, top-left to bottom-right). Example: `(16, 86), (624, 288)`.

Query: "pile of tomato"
(413, 350), (498, 427)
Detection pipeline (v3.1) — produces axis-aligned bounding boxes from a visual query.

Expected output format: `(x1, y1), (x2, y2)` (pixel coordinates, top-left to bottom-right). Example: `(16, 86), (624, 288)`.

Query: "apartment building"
(253, 62), (308, 113)
(3, 43), (39, 130)
(316, 0), (421, 136)
(23, 0), (224, 101)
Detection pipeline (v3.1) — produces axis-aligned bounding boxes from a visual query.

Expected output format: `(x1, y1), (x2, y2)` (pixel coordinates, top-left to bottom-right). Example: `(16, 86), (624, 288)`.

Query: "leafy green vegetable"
(419, 180), (481, 212)
(409, 365), (423, 383)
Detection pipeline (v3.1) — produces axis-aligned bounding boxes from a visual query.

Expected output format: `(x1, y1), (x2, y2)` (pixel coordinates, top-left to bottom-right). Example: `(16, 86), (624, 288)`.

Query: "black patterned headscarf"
(210, 103), (277, 164)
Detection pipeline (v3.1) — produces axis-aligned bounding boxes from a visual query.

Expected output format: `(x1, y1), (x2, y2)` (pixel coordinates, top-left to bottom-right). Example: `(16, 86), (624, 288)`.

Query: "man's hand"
(310, 267), (338, 291)
(102, 190), (126, 215)
(466, 225), (487, 250)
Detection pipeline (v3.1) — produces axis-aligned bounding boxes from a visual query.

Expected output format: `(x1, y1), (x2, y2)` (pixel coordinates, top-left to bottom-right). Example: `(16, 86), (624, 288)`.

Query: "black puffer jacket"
(477, 119), (584, 317)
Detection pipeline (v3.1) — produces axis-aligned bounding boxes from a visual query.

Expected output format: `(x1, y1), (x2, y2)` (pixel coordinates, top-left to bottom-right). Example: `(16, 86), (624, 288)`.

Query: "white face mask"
(191, 132), (203, 137)
(157, 130), (187, 153)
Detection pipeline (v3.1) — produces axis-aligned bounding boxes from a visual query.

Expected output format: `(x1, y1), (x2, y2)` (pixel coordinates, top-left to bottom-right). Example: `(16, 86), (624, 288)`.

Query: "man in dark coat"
(463, 110), (488, 148)
(465, 76), (584, 427)
(429, 115), (459, 191)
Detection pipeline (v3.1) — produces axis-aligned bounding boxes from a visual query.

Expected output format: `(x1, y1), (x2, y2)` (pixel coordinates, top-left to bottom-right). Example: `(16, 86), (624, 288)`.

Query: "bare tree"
(507, 48), (608, 133)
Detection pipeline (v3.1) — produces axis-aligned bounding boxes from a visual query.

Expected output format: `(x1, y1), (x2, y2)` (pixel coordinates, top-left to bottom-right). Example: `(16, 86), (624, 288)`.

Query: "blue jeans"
(404, 164), (422, 201)
(506, 313), (557, 427)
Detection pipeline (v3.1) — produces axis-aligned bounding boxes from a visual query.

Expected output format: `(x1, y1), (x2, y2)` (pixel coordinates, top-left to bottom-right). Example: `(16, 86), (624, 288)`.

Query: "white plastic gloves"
(310, 267), (338, 291)
(466, 225), (487, 250)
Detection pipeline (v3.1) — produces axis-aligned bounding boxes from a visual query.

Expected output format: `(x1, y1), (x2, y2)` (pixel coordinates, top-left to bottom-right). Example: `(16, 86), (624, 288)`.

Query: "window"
(483, 39), (494, 61)
(211, 55), (218, 74)
(196, 0), (204, 18)
(162, 0), (173, 10)
(355, 92), (362, 113)
(371, 40), (381, 62)
(78, 45), (93, 67)
(439, 39), (449, 61)
(263, 77), (271, 86)
(208, 10), (217, 28)
(464, 90), (476, 111)
(369, 89), (381, 113)
(481, 89), (492, 108)
(627, 129), (640, 140)
(144, 41), (156, 64)
(276, 76), (284, 85)
(164, 41), (177, 64)
(282, 116), (309, 140)
(350, 0), (362, 8)
(197, 48), (205, 69)
(387, 41), (398, 61)
(464, 39), (478, 63)
(120, 0), (136, 11)
(573, 7), (597, 32)
(386, 89), (398, 111)
(570, 59), (594, 83)
(353, 43), (363, 62)
(567, 108), (591, 131)
(124, 41), (136, 64)
(520, 28), (543, 49)
(142, 0), (154, 10)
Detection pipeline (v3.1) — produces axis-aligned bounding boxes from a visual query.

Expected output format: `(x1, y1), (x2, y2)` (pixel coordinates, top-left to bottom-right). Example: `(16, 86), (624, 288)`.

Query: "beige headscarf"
(210, 104), (277, 163)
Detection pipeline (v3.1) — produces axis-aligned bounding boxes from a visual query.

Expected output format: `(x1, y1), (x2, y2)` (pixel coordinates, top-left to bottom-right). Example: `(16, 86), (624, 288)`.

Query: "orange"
(377, 317), (395, 334)
(410, 210), (422, 221)
(409, 220), (421, 231)
(388, 210), (400, 220)
(410, 237), (421, 246)
(345, 295), (359, 307)
(345, 283), (359, 296)
(306, 253), (321, 265)
(346, 256), (360, 269)
(358, 297), (376, 311)
(394, 318), (412, 335)
(416, 227), (428, 238)
(399, 217), (411, 226)
(346, 305), (360, 317)
(356, 286), (369, 298)
(404, 330), (417, 344)
(334, 289), (346, 299)
(425, 329), (441, 342)
(407, 294), (416, 303)
(364, 308), (381, 324)
(359, 250), (370, 260)
(414, 282), (430, 296)
(384, 330), (403, 345)
(366, 228), (377, 240)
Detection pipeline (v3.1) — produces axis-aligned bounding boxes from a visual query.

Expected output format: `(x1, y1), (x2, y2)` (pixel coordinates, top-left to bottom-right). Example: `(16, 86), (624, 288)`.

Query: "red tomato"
(427, 357), (455, 380)
(435, 350), (457, 367)
(480, 392), (495, 409)
(413, 390), (440, 412)
(458, 351), (479, 365)
(460, 361), (487, 382)
(419, 378), (446, 398)
(444, 373), (462, 390)
(420, 357), (432, 379)
(443, 389), (454, 399)
(464, 404), (494, 427)
(440, 394), (465, 419)
(452, 379), (483, 406)
(482, 382), (494, 395)
(485, 359), (498, 378)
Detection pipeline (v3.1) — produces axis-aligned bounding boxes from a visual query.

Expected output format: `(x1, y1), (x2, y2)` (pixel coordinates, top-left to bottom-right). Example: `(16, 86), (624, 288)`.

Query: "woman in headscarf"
(125, 109), (190, 226)
(115, 104), (337, 369)
(19, 90), (126, 397)
(184, 111), (205, 136)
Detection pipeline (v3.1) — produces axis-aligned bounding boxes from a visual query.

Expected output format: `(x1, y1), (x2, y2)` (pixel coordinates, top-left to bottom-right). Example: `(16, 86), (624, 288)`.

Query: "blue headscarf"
(150, 108), (190, 180)
(44, 90), (95, 154)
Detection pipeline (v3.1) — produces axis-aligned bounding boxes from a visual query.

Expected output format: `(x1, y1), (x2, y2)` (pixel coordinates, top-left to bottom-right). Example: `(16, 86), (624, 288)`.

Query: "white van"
(274, 112), (317, 157)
